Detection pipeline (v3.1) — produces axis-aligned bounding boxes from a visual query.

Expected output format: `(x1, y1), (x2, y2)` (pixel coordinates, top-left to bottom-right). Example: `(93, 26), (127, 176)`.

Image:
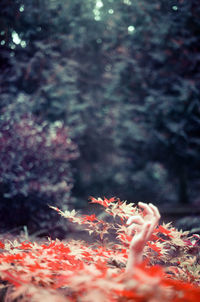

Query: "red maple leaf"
(147, 242), (162, 255)
(82, 214), (97, 222)
(0, 241), (5, 249)
(19, 241), (32, 249)
(89, 196), (115, 207)
(157, 225), (173, 238)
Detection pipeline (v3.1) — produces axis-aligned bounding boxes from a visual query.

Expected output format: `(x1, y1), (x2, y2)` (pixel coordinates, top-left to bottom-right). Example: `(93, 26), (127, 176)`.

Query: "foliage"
(102, 0), (200, 204)
(1, 0), (200, 206)
(0, 198), (199, 301)
(0, 106), (79, 232)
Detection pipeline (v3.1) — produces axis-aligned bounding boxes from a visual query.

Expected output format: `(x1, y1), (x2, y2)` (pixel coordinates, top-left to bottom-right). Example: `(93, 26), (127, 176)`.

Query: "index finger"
(138, 202), (153, 216)
(148, 203), (161, 221)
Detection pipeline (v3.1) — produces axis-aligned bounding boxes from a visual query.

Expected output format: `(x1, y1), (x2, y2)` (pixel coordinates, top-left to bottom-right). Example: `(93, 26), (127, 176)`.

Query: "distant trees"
(107, 0), (200, 204)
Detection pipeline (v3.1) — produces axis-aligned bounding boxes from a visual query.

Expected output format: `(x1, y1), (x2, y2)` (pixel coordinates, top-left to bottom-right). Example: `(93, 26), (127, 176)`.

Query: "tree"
(0, 0), (199, 209)
(103, 0), (200, 204)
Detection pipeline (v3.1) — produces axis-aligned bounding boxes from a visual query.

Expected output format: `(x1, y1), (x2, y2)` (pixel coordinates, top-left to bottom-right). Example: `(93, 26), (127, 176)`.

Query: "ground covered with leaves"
(0, 197), (200, 301)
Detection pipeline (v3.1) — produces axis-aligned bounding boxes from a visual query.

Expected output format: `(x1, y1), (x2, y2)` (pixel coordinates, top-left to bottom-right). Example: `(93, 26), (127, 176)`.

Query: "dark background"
(0, 0), (199, 236)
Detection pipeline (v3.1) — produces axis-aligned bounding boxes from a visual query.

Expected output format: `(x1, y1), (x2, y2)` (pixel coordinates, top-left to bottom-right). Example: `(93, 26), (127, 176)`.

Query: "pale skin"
(125, 202), (161, 273)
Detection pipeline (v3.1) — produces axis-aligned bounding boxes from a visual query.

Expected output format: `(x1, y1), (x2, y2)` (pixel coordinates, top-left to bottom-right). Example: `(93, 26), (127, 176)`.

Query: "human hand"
(125, 202), (160, 273)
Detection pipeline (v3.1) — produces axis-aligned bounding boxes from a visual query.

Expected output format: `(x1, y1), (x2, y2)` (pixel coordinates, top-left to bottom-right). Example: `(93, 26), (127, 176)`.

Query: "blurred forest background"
(0, 0), (199, 237)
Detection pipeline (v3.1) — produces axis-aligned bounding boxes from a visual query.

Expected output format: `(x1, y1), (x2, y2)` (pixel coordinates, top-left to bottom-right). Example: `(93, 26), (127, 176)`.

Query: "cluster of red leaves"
(0, 197), (200, 301)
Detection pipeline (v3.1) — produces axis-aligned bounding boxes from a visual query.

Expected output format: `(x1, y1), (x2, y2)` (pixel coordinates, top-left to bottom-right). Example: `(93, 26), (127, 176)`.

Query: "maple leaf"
(118, 201), (136, 217)
(116, 224), (130, 235)
(89, 196), (116, 208)
(0, 241), (5, 249)
(63, 209), (77, 218)
(107, 202), (119, 218)
(117, 233), (132, 244)
(82, 214), (97, 222)
(19, 241), (33, 249)
(49, 205), (77, 219)
(104, 197), (116, 203)
(147, 242), (162, 256)
(110, 252), (128, 265)
(157, 225), (173, 238)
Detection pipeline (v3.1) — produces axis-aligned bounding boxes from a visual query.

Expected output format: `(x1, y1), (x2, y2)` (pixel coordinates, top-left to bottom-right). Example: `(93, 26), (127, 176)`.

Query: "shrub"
(0, 111), (79, 233)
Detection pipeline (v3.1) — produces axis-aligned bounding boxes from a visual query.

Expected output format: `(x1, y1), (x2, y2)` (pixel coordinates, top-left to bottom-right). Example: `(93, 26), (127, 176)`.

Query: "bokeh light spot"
(128, 25), (135, 33)
(19, 5), (24, 12)
(123, 0), (132, 5)
(12, 31), (21, 45)
(21, 41), (27, 48)
(172, 5), (178, 11)
(108, 9), (114, 14)
(96, 0), (103, 8)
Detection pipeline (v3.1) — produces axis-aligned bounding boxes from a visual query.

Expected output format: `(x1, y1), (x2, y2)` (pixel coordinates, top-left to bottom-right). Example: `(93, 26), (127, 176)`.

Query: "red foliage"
(157, 225), (174, 238)
(147, 242), (162, 256)
(0, 198), (199, 301)
(0, 241), (5, 249)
